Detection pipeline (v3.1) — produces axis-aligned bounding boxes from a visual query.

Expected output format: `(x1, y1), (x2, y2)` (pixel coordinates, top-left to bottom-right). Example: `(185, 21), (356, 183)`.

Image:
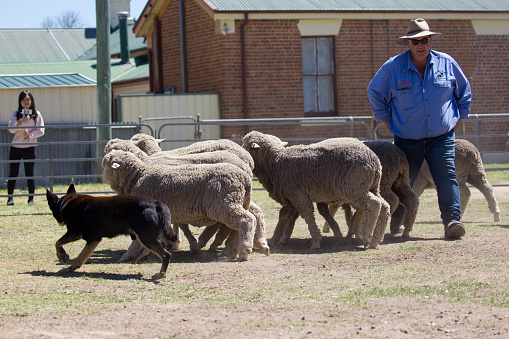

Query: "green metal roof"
(0, 58), (148, 87)
(0, 29), (96, 64)
(112, 62), (149, 82)
(203, 0), (509, 12)
(77, 23), (147, 61)
(0, 73), (95, 89)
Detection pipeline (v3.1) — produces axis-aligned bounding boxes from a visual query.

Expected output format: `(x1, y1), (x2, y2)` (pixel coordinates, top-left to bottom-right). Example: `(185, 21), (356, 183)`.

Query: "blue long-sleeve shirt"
(367, 50), (471, 139)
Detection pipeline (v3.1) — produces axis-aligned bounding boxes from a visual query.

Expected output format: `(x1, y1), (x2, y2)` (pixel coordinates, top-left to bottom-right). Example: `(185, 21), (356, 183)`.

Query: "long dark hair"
(15, 90), (38, 122)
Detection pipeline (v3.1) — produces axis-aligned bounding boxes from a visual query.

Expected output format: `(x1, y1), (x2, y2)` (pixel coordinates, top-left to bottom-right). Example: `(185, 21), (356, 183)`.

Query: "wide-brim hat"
(396, 18), (442, 45)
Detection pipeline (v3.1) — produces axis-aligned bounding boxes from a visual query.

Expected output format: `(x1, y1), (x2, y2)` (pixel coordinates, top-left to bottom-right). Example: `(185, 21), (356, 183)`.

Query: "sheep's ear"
(251, 142), (261, 149)
(111, 163), (121, 169)
(156, 138), (165, 144)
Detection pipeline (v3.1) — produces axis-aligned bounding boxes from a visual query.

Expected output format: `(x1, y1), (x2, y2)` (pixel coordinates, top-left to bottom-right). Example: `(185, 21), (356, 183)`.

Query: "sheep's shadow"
(268, 233), (440, 254)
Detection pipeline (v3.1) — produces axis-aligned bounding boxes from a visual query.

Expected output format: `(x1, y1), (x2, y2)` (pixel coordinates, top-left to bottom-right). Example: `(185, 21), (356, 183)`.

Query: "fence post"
(195, 114), (202, 140)
(48, 143), (54, 192)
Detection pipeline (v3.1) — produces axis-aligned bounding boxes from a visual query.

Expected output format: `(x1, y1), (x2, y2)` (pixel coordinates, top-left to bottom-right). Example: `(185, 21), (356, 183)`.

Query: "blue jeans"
(394, 130), (461, 226)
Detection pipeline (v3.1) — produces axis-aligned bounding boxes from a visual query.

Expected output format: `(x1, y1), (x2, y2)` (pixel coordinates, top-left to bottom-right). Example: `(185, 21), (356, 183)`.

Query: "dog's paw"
(58, 253), (70, 264)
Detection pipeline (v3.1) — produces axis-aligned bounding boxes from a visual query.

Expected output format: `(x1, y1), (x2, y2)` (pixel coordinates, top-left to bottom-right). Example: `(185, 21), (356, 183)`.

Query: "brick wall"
(156, 7), (508, 149)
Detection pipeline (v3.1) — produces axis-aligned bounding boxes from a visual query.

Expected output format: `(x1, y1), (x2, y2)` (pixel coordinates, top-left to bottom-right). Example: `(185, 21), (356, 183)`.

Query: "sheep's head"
(104, 138), (141, 154)
(101, 150), (143, 193)
(130, 133), (164, 155)
(242, 131), (288, 152)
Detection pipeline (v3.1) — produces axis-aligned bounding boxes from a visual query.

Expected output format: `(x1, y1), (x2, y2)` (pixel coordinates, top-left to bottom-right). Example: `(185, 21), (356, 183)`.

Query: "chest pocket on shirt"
(395, 82), (415, 109)
(434, 79), (453, 102)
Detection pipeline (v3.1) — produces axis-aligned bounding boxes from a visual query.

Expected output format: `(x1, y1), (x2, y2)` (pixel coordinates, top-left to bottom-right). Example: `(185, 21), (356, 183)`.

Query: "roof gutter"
(241, 13), (249, 121)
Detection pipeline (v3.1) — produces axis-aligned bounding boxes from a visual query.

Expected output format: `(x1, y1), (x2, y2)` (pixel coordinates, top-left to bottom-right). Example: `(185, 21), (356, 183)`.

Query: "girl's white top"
(8, 111), (45, 148)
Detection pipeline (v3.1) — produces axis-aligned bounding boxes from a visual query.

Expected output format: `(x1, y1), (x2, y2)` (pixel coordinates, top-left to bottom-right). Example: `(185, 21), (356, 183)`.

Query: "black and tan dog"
(46, 184), (177, 280)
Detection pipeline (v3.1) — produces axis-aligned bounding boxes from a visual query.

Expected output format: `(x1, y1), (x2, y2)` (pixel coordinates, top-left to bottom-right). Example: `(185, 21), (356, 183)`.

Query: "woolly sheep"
(242, 131), (390, 249)
(101, 149), (263, 261)
(323, 140), (419, 238)
(130, 133), (254, 171)
(105, 138), (252, 176)
(107, 136), (259, 253)
(391, 139), (500, 227)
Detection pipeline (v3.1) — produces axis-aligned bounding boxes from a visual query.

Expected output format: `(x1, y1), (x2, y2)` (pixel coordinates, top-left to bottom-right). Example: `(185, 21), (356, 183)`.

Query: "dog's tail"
(158, 202), (178, 243)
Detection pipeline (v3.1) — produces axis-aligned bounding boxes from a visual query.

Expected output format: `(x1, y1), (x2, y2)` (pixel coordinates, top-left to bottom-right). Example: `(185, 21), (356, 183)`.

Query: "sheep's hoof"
(279, 236), (290, 244)
(310, 240), (321, 250)
(58, 266), (73, 274)
(494, 213), (500, 222)
(368, 239), (379, 249)
(171, 241), (181, 251)
(402, 229), (411, 238)
(238, 250), (250, 261)
(322, 224), (331, 233)
(152, 272), (166, 280)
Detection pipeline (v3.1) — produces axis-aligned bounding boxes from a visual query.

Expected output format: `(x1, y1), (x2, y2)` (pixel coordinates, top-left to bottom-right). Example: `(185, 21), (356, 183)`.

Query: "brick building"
(133, 0), (509, 150)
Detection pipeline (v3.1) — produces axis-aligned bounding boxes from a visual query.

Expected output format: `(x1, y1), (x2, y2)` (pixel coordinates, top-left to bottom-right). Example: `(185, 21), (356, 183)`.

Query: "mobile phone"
(21, 109), (33, 117)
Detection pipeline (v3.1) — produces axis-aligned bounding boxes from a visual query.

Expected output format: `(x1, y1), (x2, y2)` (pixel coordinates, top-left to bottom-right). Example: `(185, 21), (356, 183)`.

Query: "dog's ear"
(46, 189), (58, 206)
(67, 184), (76, 195)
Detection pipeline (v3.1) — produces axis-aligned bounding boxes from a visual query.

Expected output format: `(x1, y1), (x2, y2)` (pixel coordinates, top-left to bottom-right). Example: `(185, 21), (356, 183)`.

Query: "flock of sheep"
(100, 131), (500, 262)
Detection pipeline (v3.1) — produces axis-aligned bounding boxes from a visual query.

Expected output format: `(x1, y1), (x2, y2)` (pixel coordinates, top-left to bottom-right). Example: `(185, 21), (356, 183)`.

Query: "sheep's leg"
(222, 231), (239, 259)
(250, 202), (270, 256)
(118, 240), (144, 262)
(289, 197), (322, 249)
(317, 202), (342, 238)
(458, 182), (471, 217)
(269, 205), (298, 246)
(393, 185), (419, 238)
(369, 197), (390, 249)
(172, 224), (181, 250)
(209, 224), (232, 252)
(322, 202), (340, 233)
(220, 209), (256, 261)
(177, 223), (199, 253)
(197, 223), (221, 249)
(350, 191), (382, 248)
(467, 172), (500, 222)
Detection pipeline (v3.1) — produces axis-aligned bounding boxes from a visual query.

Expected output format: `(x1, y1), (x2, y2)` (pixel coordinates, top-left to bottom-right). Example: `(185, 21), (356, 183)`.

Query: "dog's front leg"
(55, 232), (82, 264)
(61, 240), (101, 273)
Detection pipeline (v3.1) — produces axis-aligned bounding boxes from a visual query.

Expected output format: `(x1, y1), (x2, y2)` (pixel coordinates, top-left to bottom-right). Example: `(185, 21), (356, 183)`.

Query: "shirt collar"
(403, 49), (435, 72)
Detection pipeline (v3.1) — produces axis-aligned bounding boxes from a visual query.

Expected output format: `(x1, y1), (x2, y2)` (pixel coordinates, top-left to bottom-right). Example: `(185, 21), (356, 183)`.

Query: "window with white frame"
(301, 37), (336, 116)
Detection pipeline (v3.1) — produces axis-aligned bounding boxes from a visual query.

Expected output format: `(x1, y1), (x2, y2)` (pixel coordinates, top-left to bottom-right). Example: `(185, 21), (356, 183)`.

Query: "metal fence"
(2, 114), (508, 199)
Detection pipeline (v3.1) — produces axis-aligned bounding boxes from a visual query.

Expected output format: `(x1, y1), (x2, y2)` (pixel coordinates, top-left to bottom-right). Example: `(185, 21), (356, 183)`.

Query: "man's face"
(407, 36), (431, 64)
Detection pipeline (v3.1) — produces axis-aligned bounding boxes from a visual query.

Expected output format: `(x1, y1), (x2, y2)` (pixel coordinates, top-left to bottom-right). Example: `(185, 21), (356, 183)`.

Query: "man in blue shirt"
(368, 18), (471, 240)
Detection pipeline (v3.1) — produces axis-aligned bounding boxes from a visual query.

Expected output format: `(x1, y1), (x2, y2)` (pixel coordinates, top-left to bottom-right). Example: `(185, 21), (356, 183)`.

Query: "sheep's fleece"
(130, 133), (254, 171)
(323, 140), (419, 238)
(101, 149), (258, 260)
(242, 131), (389, 249)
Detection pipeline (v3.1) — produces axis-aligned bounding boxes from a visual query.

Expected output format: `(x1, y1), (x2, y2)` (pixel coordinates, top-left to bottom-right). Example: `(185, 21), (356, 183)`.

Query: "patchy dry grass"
(0, 168), (508, 338)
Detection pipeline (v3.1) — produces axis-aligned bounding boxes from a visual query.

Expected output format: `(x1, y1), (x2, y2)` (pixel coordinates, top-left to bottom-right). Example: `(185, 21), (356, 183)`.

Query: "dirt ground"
(0, 186), (508, 339)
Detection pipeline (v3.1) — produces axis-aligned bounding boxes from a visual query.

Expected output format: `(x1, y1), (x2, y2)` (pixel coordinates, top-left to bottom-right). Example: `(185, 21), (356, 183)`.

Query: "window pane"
(317, 38), (332, 75)
(303, 76), (317, 112)
(318, 75), (334, 111)
(301, 38), (316, 75)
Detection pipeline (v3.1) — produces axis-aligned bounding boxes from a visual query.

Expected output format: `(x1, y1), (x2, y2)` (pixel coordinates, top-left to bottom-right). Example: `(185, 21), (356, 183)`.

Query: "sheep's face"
(242, 131), (288, 153)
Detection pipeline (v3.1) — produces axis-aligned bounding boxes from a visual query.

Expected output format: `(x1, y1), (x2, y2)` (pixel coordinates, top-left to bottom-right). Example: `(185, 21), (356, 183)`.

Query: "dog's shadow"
(24, 248), (227, 282)
(25, 269), (147, 281)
